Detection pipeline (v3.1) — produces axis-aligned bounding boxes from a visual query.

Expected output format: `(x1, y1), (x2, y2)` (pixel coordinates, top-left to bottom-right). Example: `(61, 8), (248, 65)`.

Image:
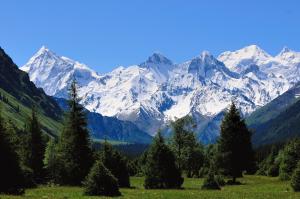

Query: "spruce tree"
(43, 138), (62, 183)
(144, 132), (183, 189)
(83, 161), (121, 196)
(217, 102), (254, 183)
(27, 107), (45, 183)
(56, 80), (93, 185)
(291, 161), (300, 192)
(100, 141), (130, 187)
(0, 108), (25, 194)
(279, 139), (300, 180)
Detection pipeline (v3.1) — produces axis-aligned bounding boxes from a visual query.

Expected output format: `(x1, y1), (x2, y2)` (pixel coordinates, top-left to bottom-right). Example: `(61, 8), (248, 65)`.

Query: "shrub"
(83, 161), (121, 196)
(291, 161), (300, 192)
(201, 170), (220, 190)
(144, 132), (183, 189)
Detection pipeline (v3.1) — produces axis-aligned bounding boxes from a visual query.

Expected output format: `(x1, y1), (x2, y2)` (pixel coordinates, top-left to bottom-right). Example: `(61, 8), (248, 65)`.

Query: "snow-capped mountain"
(22, 46), (100, 98)
(21, 45), (299, 142)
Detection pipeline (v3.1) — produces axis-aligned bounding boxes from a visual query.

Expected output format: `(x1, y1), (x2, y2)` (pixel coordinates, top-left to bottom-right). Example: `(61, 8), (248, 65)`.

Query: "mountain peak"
(144, 52), (173, 65)
(218, 45), (271, 72)
(199, 50), (215, 61)
(278, 46), (293, 56)
(32, 45), (58, 60)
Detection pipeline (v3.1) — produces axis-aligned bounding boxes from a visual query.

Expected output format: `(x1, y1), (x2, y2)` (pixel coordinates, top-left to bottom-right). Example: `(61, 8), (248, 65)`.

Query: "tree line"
(1, 80), (300, 196)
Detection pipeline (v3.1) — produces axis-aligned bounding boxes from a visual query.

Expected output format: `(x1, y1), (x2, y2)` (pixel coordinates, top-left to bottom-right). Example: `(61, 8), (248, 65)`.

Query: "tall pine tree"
(99, 141), (130, 188)
(0, 107), (25, 194)
(27, 107), (45, 183)
(144, 132), (183, 189)
(56, 80), (93, 185)
(217, 102), (254, 183)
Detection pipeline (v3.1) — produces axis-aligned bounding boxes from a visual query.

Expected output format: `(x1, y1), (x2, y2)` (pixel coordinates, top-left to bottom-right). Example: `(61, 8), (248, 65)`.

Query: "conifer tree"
(43, 138), (62, 183)
(217, 102), (254, 183)
(279, 139), (300, 180)
(27, 107), (45, 183)
(144, 132), (183, 189)
(291, 161), (300, 192)
(100, 141), (130, 187)
(0, 107), (25, 194)
(56, 80), (93, 185)
(170, 116), (204, 177)
(84, 160), (121, 196)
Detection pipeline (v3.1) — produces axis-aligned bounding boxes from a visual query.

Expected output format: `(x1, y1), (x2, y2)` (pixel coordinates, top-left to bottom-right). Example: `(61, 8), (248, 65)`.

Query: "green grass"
(1, 175), (299, 199)
(0, 88), (62, 135)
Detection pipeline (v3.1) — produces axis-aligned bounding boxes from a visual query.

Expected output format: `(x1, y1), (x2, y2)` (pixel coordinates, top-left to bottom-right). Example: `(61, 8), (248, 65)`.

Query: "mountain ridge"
(21, 45), (300, 143)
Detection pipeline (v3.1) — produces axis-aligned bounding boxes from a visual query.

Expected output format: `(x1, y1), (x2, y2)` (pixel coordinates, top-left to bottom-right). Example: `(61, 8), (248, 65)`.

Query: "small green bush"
(201, 171), (220, 190)
(83, 161), (120, 196)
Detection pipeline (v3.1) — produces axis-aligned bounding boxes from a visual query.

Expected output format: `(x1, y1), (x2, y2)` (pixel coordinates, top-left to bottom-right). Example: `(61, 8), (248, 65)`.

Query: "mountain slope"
(55, 97), (152, 144)
(246, 82), (300, 145)
(0, 46), (63, 134)
(1, 46), (151, 144)
(250, 99), (300, 146)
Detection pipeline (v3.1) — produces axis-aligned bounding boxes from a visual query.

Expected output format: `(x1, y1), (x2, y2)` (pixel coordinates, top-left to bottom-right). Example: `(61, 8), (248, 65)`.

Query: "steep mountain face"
(0, 46), (62, 134)
(22, 45), (300, 143)
(246, 82), (300, 146)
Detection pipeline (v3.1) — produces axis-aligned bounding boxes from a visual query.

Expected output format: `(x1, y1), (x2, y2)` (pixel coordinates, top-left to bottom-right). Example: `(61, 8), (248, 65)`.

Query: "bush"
(267, 164), (279, 177)
(215, 174), (226, 186)
(201, 171), (220, 190)
(291, 161), (300, 192)
(100, 141), (130, 187)
(83, 161), (121, 196)
(144, 132), (183, 189)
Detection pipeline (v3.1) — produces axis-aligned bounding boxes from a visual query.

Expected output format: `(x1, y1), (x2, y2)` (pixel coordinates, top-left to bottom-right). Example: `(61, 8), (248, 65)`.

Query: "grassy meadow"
(1, 175), (299, 199)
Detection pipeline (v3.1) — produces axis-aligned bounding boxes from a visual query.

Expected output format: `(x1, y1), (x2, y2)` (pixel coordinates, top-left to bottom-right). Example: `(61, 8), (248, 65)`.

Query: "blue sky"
(1, 0), (299, 73)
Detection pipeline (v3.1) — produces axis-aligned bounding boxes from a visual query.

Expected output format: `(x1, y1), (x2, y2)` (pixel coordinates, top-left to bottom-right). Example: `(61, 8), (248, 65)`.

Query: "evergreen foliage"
(99, 141), (130, 187)
(83, 161), (121, 196)
(55, 80), (93, 185)
(256, 146), (279, 176)
(27, 107), (45, 183)
(201, 169), (221, 190)
(217, 102), (255, 183)
(0, 107), (25, 195)
(291, 161), (300, 192)
(170, 116), (204, 177)
(144, 132), (183, 189)
(279, 139), (300, 180)
(43, 138), (62, 183)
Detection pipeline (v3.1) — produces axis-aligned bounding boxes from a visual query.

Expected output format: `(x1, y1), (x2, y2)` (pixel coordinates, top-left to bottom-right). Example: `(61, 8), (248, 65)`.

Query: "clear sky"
(1, 0), (299, 73)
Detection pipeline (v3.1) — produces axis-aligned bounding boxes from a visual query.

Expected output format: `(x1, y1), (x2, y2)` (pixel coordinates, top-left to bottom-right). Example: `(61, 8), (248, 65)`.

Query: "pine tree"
(56, 80), (93, 185)
(27, 107), (45, 183)
(144, 132), (183, 189)
(43, 138), (62, 183)
(0, 107), (25, 194)
(291, 161), (300, 192)
(279, 139), (300, 180)
(100, 141), (130, 187)
(217, 102), (255, 183)
(84, 160), (121, 196)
